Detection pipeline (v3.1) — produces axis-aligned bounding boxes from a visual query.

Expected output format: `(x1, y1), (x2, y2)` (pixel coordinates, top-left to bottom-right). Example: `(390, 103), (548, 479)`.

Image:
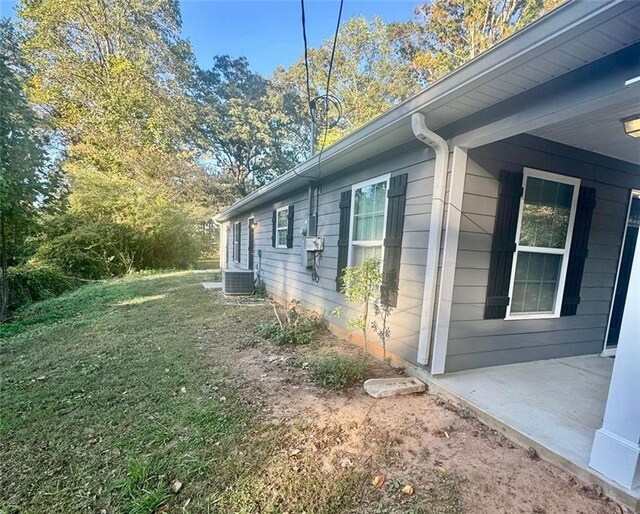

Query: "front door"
(248, 218), (255, 270)
(606, 193), (640, 350)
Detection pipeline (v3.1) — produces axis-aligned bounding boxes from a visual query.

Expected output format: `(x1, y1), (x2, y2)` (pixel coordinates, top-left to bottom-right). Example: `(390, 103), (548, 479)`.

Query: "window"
(276, 207), (289, 248)
(233, 221), (241, 263)
(349, 175), (389, 267)
(506, 169), (580, 319)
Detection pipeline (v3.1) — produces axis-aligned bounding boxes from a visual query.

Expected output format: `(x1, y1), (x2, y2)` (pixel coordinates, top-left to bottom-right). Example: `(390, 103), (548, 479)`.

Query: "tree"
(392, 0), (565, 84)
(17, 0), (216, 276)
(278, 15), (421, 152)
(193, 56), (307, 201)
(0, 19), (47, 320)
(17, 0), (204, 193)
(335, 258), (383, 357)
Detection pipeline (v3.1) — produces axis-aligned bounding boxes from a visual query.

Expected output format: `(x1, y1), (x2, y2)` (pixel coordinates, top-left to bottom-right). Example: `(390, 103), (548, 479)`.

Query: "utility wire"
(300, 0), (313, 121)
(318, 0), (344, 156)
(294, 0), (313, 178)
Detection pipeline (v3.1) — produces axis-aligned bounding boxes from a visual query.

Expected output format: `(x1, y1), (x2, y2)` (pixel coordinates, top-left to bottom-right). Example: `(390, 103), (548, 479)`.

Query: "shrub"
(34, 208), (201, 280)
(309, 352), (368, 391)
(6, 264), (79, 313)
(257, 300), (322, 345)
(337, 258), (382, 356)
(32, 168), (204, 280)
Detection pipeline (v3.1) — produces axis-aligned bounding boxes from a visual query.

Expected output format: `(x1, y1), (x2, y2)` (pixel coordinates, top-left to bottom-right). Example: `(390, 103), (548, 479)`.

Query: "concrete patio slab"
(409, 355), (640, 512)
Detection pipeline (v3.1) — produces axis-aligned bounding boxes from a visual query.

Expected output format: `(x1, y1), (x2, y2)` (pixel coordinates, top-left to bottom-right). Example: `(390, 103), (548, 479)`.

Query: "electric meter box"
(303, 236), (324, 252)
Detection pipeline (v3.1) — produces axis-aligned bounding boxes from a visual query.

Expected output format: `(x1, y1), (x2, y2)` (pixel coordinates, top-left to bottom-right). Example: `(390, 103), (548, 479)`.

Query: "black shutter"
(271, 210), (276, 248)
(561, 186), (596, 316)
(484, 170), (523, 319)
(336, 190), (351, 292)
(382, 173), (408, 307)
(286, 205), (295, 248)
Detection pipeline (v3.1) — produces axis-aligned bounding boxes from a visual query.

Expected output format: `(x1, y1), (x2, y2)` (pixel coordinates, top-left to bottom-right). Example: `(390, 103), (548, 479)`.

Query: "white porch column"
(589, 232), (640, 490)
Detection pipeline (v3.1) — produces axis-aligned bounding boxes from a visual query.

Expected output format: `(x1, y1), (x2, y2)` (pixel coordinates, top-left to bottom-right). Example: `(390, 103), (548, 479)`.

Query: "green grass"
(0, 271), (363, 513)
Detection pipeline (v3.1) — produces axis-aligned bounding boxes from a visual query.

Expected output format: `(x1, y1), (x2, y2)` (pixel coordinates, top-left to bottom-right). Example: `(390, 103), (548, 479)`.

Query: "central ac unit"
(222, 269), (255, 295)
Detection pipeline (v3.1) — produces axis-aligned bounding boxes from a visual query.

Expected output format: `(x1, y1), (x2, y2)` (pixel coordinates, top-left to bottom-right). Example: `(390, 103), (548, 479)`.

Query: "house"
(215, 0), (640, 508)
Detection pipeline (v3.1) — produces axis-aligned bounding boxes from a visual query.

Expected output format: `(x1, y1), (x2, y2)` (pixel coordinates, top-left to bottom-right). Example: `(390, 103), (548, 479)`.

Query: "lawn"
(0, 272), (363, 513)
(0, 272), (624, 514)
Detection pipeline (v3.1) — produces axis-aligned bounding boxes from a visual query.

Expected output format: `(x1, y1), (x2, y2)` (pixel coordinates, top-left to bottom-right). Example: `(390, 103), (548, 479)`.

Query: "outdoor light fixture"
(622, 114), (640, 138)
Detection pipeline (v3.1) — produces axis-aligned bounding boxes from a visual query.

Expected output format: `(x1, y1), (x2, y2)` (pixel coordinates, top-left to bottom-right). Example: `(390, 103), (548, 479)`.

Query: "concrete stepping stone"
(202, 282), (222, 290)
(364, 377), (426, 398)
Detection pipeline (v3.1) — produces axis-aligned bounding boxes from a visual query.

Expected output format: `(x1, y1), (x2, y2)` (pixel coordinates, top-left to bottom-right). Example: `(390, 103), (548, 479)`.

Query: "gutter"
(412, 113), (450, 366)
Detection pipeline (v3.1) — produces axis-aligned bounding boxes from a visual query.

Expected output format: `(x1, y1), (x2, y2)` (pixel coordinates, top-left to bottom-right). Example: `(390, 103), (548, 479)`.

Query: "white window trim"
(347, 174), (391, 268)
(275, 206), (289, 249)
(505, 168), (581, 320)
(233, 221), (241, 263)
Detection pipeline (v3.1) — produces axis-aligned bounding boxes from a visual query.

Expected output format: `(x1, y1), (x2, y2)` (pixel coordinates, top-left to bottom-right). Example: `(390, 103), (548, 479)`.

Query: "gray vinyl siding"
(225, 141), (434, 363)
(445, 135), (638, 372)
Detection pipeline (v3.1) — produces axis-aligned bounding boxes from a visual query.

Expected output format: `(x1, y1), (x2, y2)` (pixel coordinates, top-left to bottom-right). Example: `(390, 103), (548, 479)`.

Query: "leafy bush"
(309, 352), (368, 390)
(34, 208), (201, 280)
(6, 264), (79, 313)
(337, 258), (382, 356)
(257, 300), (323, 345)
(32, 167), (204, 280)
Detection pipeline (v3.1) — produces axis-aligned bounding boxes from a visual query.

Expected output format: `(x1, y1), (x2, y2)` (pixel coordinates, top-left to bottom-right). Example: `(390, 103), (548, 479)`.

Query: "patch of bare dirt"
(203, 294), (628, 514)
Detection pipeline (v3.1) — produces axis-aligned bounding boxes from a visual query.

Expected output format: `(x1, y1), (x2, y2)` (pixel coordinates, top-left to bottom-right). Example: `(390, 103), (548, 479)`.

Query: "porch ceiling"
(530, 96), (640, 166)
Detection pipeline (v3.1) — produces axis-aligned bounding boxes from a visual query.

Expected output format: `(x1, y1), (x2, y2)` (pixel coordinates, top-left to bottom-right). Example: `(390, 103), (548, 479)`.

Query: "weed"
(309, 352), (369, 390)
(253, 278), (268, 298)
(128, 487), (166, 514)
(118, 459), (168, 514)
(258, 299), (323, 345)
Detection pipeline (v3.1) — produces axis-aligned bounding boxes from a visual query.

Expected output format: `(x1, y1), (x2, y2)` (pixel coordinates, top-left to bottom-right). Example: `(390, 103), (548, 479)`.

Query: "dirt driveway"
(205, 292), (626, 514)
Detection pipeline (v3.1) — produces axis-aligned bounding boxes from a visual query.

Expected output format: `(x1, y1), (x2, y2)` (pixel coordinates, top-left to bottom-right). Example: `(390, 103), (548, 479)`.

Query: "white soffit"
(530, 97), (640, 165)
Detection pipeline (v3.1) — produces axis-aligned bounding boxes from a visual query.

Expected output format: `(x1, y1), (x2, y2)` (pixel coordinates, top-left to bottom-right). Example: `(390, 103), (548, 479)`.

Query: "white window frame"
(275, 206), (289, 249)
(505, 168), (580, 320)
(233, 221), (241, 263)
(347, 174), (391, 268)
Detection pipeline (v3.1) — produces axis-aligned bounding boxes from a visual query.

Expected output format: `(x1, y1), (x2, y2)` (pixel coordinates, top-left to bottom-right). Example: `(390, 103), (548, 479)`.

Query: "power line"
(318, 0), (344, 156)
(298, 0), (344, 178)
(300, 0), (313, 122)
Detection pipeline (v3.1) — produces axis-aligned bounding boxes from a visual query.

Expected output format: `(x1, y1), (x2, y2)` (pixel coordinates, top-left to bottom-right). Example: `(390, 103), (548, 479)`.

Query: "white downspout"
(412, 113), (450, 366)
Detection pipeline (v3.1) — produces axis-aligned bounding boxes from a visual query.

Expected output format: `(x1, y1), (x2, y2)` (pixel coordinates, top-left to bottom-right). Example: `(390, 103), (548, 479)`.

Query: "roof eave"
(215, 0), (629, 222)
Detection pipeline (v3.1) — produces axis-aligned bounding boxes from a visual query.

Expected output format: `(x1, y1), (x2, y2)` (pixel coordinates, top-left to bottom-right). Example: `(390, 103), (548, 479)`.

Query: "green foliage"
(309, 352), (368, 391)
(193, 55), (306, 202)
(0, 19), (50, 320)
(15, 0), (217, 285)
(258, 299), (323, 346)
(392, 0), (565, 84)
(6, 264), (78, 313)
(253, 278), (268, 299)
(371, 299), (394, 363)
(33, 168), (202, 279)
(338, 258), (383, 355)
(277, 16), (421, 151)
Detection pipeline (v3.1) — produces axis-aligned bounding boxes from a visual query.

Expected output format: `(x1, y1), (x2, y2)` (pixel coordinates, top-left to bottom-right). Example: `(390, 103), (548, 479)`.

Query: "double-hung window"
(506, 168), (580, 319)
(275, 207), (289, 248)
(349, 175), (390, 267)
(233, 221), (241, 263)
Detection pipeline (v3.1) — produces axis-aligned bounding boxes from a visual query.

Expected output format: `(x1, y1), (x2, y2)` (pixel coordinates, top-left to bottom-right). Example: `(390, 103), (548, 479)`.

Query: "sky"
(0, 0), (417, 76)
